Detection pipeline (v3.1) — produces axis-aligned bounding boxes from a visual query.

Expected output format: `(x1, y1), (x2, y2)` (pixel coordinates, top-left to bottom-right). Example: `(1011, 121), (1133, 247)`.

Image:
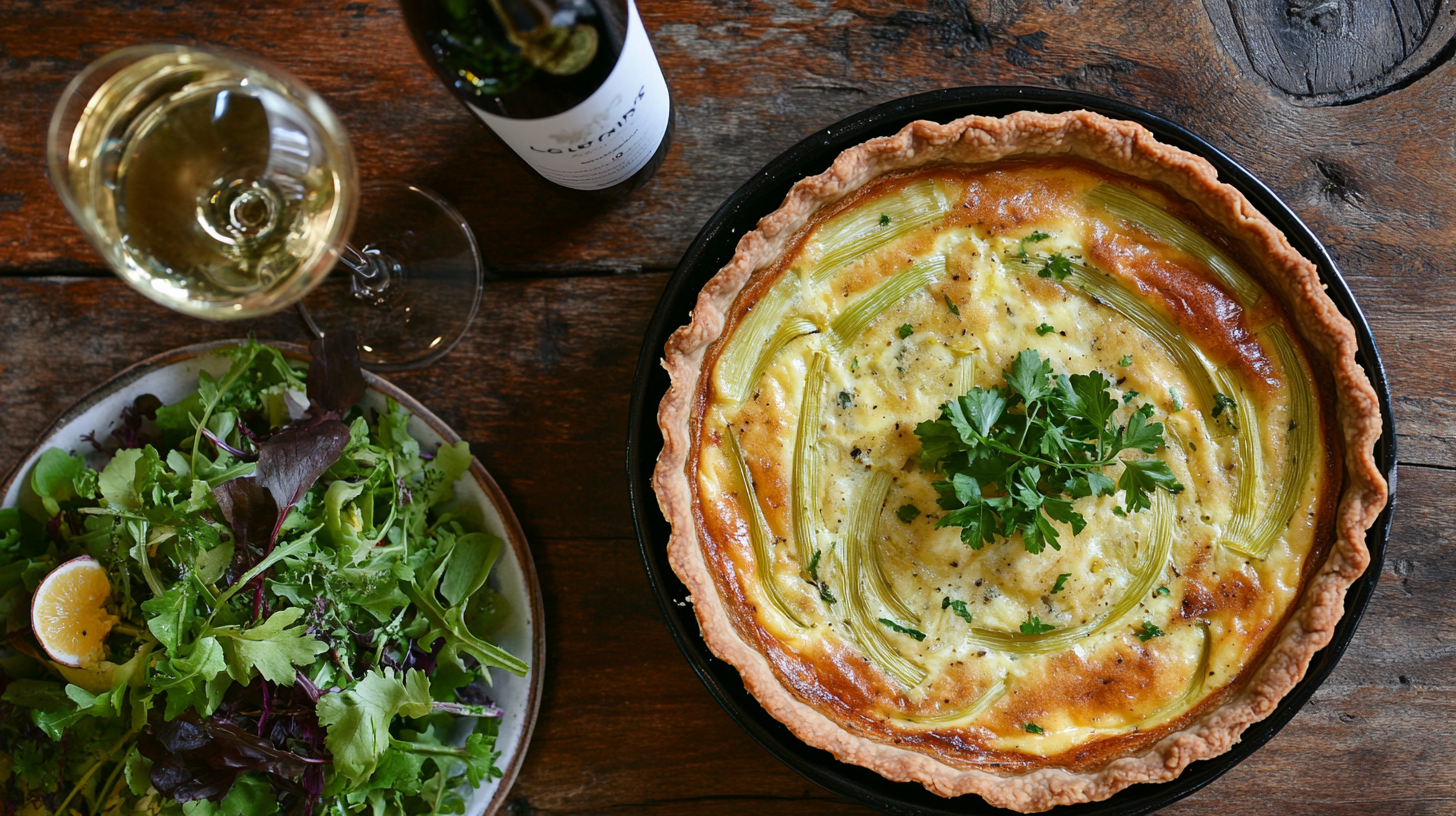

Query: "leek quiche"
(652, 111), (1389, 811)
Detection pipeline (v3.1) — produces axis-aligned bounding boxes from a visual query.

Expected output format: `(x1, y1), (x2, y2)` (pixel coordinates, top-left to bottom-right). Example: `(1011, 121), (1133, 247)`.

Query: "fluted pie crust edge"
(651, 110), (1388, 812)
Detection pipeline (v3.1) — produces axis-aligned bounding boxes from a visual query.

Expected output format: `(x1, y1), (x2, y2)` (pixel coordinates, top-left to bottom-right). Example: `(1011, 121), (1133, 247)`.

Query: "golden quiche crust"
(652, 111), (1388, 811)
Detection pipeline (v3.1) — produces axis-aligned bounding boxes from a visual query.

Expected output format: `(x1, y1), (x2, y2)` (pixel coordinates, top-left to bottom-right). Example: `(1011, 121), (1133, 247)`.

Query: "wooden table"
(2, 2), (1453, 813)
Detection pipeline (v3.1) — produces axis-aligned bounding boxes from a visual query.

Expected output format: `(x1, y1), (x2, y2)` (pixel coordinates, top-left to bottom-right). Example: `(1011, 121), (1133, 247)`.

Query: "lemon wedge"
(30, 556), (119, 668)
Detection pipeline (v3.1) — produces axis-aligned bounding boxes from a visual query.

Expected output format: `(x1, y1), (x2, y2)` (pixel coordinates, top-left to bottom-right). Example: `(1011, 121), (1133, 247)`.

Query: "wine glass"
(47, 43), (481, 370)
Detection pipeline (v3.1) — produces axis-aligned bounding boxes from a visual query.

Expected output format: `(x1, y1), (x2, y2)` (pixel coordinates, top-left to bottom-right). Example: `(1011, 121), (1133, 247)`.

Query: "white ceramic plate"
(0, 340), (544, 816)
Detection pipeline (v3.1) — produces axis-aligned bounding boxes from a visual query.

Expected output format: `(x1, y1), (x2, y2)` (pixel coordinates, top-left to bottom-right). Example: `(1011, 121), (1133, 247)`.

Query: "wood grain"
(1204, 0), (1456, 104)
(0, 0), (1451, 812)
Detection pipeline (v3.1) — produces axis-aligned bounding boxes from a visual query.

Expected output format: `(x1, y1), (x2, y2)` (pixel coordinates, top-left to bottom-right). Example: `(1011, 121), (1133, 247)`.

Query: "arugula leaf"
(941, 596), (973, 624)
(877, 618), (927, 641)
(317, 669), (433, 784)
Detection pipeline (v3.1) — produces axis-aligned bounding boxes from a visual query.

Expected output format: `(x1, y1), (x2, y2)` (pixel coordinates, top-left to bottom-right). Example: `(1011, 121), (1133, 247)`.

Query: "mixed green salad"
(0, 337), (528, 816)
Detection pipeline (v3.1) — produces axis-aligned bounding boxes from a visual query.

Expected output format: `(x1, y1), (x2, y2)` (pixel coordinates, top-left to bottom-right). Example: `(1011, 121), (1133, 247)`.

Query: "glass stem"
(339, 242), (396, 305)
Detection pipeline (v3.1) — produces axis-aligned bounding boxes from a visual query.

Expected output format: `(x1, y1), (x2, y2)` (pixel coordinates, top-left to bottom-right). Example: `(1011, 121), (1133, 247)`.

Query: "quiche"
(652, 111), (1387, 811)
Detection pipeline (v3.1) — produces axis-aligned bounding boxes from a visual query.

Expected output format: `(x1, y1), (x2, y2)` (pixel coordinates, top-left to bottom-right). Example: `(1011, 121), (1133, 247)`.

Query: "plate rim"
(0, 338), (546, 816)
(625, 85), (1398, 815)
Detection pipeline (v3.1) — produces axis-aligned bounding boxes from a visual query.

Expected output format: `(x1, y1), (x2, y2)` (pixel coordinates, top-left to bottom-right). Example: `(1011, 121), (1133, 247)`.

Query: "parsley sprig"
(915, 349), (1184, 554)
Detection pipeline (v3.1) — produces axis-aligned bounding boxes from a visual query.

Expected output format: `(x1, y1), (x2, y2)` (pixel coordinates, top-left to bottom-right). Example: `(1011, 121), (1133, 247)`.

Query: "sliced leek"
(726, 431), (807, 628)
(1088, 184), (1263, 307)
(812, 178), (952, 282)
(717, 276), (800, 403)
(963, 491), (1174, 655)
(1136, 622), (1212, 728)
(792, 350), (827, 572)
(1004, 253), (1219, 414)
(842, 470), (927, 687)
(894, 676), (1009, 727)
(1007, 251), (1274, 559)
(1224, 325), (1318, 560)
(953, 354), (977, 395)
(828, 256), (947, 349)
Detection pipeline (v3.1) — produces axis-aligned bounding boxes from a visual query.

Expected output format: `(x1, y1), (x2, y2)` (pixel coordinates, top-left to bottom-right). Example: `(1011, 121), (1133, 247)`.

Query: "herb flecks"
(1036, 323), (1056, 336)
(1020, 614), (1055, 635)
(1051, 573), (1071, 594)
(942, 596), (973, 624)
(1136, 621), (1165, 642)
(807, 549), (836, 605)
(1025, 722), (1045, 734)
(914, 349), (1184, 554)
(1018, 231), (1050, 262)
(880, 213), (891, 226)
(878, 618), (927, 641)
(898, 324), (914, 339)
(896, 503), (921, 524)
(945, 296), (960, 315)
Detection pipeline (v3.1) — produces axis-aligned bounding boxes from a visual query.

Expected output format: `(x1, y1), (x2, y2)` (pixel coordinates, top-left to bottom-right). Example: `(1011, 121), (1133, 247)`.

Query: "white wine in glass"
(50, 44), (484, 369)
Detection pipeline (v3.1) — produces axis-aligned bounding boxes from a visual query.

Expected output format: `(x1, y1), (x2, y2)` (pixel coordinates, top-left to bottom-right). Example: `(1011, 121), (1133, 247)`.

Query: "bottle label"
(467, 0), (670, 191)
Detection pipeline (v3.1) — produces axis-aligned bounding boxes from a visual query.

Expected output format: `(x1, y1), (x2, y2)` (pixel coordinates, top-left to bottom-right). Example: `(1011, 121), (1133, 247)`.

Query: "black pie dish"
(625, 86), (1398, 815)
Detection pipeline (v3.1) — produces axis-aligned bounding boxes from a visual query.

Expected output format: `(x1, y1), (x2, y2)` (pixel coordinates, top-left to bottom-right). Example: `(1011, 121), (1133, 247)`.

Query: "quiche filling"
(690, 159), (1338, 769)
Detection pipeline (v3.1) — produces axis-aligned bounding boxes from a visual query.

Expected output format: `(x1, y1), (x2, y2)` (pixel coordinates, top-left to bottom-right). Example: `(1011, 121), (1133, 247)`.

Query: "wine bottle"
(401, 0), (673, 195)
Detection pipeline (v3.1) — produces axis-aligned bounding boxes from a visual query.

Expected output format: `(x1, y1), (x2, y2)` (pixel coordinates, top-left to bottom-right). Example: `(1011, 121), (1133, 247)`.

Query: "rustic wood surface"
(1, 1), (1452, 813)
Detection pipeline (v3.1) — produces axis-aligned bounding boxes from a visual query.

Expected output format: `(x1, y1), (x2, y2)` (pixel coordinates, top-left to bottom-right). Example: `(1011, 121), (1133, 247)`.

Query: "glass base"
(300, 181), (483, 371)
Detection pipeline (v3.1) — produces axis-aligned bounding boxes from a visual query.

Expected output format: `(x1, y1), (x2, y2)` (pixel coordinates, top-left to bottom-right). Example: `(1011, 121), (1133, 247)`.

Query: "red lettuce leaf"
(213, 478), (279, 568)
(306, 331), (366, 420)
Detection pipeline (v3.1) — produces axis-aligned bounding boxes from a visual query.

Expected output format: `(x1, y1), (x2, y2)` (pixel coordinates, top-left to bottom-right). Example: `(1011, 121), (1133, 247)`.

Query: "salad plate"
(1, 339), (544, 816)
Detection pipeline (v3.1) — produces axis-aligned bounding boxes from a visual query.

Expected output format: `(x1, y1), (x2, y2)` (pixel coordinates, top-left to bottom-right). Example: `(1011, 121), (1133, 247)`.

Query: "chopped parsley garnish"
(914, 349), (1185, 554)
(1169, 387), (1183, 412)
(837, 391), (853, 409)
(879, 618), (927, 641)
(1137, 402), (1157, 419)
(946, 295), (960, 315)
(1118, 355), (1133, 366)
(1122, 389), (1140, 404)
(1036, 323), (1056, 336)
(1038, 252), (1073, 281)
(879, 213), (891, 226)
(1155, 585), (1171, 596)
(1018, 231), (1050, 262)
(1025, 722), (1045, 734)
(850, 357), (858, 372)
(1020, 614), (1055, 635)
(941, 596), (973, 624)
(808, 549), (836, 605)
(1112, 506), (1127, 517)
(1051, 573), (1071, 594)
(896, 503), (921, 524)
(1212, 392), (1237, 418)
(1136, 621), (1165, 642)
(898, 323), (914, 338)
